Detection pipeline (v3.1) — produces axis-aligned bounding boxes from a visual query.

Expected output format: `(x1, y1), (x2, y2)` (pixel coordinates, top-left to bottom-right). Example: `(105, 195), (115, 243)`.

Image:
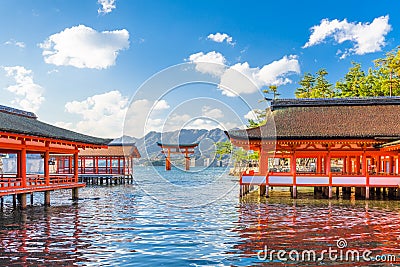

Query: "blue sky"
(0, 0), (399, 138)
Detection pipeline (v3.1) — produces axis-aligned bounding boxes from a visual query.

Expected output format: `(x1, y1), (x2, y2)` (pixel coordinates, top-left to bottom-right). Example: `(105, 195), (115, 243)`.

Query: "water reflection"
(0, 168), (399, 266)
(235, 192), (400, 266)
(0, 205), (83, 266)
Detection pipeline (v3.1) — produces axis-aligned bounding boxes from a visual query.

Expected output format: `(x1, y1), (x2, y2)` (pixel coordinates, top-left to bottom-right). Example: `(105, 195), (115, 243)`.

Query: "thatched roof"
(227, 97), (400, 141)
(0, 105), (111, 145)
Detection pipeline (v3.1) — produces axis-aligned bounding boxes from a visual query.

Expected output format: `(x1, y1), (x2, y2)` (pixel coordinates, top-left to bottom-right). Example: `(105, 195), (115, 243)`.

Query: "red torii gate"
(157, 142), (198, 171)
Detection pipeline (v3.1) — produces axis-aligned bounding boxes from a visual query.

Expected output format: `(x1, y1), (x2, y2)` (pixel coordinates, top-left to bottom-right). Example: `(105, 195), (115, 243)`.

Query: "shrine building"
(226, 97), (400, 199)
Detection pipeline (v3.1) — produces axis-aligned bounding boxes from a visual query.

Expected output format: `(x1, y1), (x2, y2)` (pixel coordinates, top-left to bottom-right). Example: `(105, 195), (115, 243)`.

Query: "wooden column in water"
(259, 146), (268, 197)
(165, 148), (171, 171)
(72, 148), (79, 201)
(291, 151), (297, 199)
(326, 149), (332, 199)
(363, 151), (369, 200)
(44, 191), (50, 206)
(44, 142), (50, 186)
(20, 143), (27, 188)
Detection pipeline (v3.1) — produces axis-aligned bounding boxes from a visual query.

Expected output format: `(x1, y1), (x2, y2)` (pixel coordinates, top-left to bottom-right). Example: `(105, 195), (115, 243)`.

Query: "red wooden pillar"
(388, 156), (393, 174)
(118, 157), (121, 174)
(185, 157), (190, 171)
(69, 156), (73, 173)
(74, 150), (79, 183)
(317, 155), (322, 174)
(259, 147), (268, 175)
(397, 154), (400, 175)
(95, 156), (99, 174)
(291, 151), (297, 199)
(326, 151), (332, 198)
(166, 149), (171, 171)
(21, 145), (27, 187)
(365, 153), (370, 200)
(377, 156), (381, 173)
(347, 156), (352, 174)
(44, 143), (50, 186)
(122, 157), (126, 175)
(325, 153), (331, 175)
(83, 157), (87, 174)
(355, 156), (361, 175)
(110, 157), (113, 176)
(362, 153), (367, 176)
(184, 148), (190, 171)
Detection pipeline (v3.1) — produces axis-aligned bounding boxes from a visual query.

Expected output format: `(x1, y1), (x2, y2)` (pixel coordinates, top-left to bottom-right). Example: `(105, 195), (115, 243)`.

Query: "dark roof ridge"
(0, 105), (37, 119)
(271, 97), (400, 111)
(0, 109), (111, 145)
(108, 142), (136, 146)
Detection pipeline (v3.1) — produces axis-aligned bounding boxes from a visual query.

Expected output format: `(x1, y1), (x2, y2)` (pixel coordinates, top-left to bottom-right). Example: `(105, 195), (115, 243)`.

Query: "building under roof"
(226, 97), (400, 199)
(0, 105), (111, 208)
(56, 142), (141, 176)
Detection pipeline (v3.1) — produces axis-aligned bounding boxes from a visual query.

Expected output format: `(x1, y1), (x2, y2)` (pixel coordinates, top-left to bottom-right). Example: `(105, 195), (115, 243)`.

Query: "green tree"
(263, 85), (280, 99)
(336, 62), (366, 97)
(215, 140), (259, 169)
(295, 72), (315, 98)
(296, 69), (335, 98)
(374, 47), (400, 96)
(215, 141), (233, 160)
(247, 109), (267, 128)
(312, 69), (335, 98)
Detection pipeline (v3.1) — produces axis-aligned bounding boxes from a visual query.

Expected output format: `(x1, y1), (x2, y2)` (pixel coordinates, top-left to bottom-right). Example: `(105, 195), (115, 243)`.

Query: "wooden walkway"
(240, 171), (400, 199)
(78, 174), (134, 185)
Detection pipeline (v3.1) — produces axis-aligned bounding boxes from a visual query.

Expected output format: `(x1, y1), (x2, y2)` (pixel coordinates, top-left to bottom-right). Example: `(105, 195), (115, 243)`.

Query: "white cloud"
(244, 109), (261, 121)
(207, 32), (234, 45)
(98, 0), (116, 14)
(303, 15), (391, 58)
(188, 118), (221, 131)
(3, 66), (44, 112)
(219, 55), (300, 96)
(4, 39), (25, 48)
(202, 106), (224, 119)
(39, 25), (129, 69)
(56, 90), (128, 138)
(188, 51), (300, 97)
(162, 114), (237, 132)
(153, 100), (170, 110)
(188, 51), (227, 76)
(124, 99), (174, 137)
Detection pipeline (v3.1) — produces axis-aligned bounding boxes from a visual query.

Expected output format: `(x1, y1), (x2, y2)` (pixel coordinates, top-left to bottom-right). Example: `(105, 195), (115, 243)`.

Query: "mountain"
(117, 128), (229, 166)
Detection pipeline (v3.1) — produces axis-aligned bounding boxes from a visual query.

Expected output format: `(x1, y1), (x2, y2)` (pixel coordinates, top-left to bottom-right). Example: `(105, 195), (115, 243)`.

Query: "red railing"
(0, 174), (77, 191)
(0, 177), (22, 188)
(49, 175), (75, 185)
(26, 175), (46, 186)
(58, 166), (126, 175)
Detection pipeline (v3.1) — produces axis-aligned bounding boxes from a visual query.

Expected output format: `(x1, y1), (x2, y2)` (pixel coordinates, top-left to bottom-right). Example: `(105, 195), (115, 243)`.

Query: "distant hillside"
(113, 128), (229, 166)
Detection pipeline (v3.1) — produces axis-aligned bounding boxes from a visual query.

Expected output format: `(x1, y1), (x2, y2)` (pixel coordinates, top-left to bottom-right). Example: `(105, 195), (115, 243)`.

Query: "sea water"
(0, 166), (399, 266)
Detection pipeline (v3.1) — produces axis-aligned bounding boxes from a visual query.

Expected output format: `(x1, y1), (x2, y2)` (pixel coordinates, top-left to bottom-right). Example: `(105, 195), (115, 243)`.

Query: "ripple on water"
(0, 167), (399, 266)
